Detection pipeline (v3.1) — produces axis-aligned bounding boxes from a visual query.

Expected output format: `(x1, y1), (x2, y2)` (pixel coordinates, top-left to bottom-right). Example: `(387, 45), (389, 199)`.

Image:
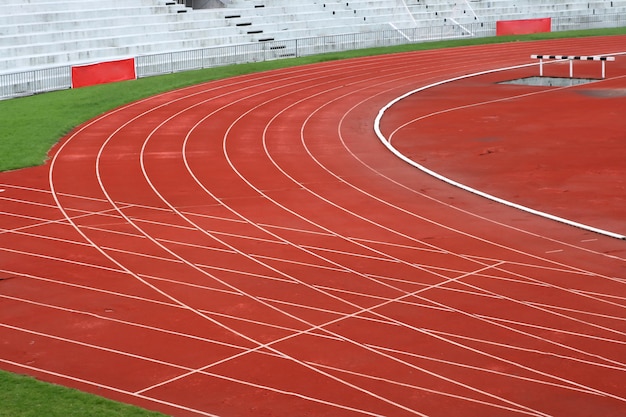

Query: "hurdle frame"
(531, 54), (616, 79)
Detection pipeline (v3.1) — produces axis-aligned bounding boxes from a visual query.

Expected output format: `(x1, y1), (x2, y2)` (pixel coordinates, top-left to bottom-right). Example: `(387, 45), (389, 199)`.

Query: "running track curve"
(1, 37), (625, 417)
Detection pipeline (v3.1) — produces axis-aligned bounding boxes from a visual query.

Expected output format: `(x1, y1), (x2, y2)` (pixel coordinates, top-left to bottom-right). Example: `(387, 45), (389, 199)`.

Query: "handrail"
(398, 0), (418, 27)
(449, 17), (474, 36)
(461, 0), (479, 20)
(388, 22), (413, 41)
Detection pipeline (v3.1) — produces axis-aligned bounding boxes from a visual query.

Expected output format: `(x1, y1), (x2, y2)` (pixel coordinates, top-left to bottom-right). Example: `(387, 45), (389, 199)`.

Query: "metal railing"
(1, 14), (624, 100)
(0, 66), (72, 100)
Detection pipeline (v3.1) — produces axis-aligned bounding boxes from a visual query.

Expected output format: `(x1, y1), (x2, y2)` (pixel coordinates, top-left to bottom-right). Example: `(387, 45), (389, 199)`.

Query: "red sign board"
(496, 18), (551, 36)
(71, 58), (136, 88)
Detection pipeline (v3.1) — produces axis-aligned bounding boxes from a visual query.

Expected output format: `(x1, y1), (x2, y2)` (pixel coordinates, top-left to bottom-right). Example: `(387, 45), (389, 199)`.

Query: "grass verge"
(0, 370), (167, 417)
(1, 27), (625, 172)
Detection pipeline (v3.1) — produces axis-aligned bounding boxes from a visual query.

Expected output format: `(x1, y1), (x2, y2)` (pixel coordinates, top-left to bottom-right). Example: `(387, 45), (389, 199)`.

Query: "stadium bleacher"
(0, 0), (625, 95)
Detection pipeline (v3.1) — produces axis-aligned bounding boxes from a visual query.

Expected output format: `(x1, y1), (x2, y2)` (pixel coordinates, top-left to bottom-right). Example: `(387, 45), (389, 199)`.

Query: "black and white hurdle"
(530, 54), (616, 79)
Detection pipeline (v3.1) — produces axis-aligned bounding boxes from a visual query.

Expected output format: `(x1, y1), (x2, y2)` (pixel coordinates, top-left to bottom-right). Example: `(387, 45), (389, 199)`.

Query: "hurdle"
(530, 54), (615, 79)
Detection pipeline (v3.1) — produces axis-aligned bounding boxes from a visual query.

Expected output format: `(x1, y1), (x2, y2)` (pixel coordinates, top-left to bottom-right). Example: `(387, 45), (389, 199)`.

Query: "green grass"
(1, 27), (626, 172)
(0, 26), (624, 417)
(0, 370), (167, 417)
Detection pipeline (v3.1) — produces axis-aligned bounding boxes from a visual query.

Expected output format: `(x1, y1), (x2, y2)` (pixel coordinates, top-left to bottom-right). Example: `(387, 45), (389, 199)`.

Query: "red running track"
(1, 37), (625, 417)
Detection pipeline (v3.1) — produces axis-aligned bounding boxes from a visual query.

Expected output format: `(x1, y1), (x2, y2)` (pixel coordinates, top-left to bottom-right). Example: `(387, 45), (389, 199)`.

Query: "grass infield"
(0, 26), (624, 417)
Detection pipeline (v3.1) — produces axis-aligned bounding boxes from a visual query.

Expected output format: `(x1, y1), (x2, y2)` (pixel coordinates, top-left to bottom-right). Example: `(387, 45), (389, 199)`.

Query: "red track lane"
(1, 37), (625, 417)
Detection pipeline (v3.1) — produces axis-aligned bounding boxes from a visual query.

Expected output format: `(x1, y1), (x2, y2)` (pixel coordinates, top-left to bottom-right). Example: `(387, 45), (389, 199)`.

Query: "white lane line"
(197, 53), (620, 412)
(546, 249), (564, 254)
(51, 73), (434, 417)
(0, 358), (221, 417)
(0, 325), (386, 417)
(36, 45), (620, 416)
(135, 71), (541, 414)
(5, 286), (624, 400)
(374, 65), (626, 241)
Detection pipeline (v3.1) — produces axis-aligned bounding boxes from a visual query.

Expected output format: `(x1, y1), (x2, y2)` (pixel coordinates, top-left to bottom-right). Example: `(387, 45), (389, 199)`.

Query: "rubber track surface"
(1, 37), (625, 417)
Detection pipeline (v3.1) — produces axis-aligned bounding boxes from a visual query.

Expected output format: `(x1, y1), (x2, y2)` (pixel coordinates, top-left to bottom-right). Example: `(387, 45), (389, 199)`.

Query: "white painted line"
(545, 249), (564, 254)
(373, 63), (626, 241)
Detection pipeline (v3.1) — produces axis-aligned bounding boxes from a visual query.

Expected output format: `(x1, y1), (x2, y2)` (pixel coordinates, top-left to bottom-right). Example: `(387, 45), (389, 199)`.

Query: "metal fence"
(134, 23), (492, 78)
(1, 14), (624, 100)
(0, 65), (72, 100)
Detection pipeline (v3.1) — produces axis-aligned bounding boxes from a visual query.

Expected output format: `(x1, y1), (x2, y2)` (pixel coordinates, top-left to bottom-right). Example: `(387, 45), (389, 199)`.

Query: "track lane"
(1, 37), (625, 416)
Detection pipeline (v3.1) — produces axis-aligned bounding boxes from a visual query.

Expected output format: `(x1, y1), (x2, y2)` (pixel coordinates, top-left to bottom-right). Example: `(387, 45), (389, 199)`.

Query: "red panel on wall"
(71, 58), (136, 88)
(496, 17), (551, 36)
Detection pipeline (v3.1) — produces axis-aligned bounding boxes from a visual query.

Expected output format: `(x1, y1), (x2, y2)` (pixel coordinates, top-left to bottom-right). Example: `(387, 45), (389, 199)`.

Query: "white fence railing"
(1, 14), (624, 100)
